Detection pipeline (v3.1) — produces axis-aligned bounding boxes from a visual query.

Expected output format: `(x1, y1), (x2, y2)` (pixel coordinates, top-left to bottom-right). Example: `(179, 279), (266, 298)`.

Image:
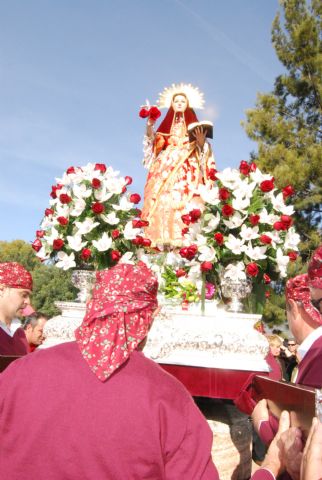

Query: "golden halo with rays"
(157, 83), (205, 109)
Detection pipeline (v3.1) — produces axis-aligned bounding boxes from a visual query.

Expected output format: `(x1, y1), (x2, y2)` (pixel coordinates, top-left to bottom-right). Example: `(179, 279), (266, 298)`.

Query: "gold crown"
(157, 83), (205, 109)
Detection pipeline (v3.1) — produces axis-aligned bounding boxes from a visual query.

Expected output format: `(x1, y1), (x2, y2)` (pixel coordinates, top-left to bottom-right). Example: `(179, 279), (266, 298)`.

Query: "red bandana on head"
(0, 262), (33, 290)
(308, 245), (322, 289)
(75, 262), (158, 382)
(286, 274), (322, 326)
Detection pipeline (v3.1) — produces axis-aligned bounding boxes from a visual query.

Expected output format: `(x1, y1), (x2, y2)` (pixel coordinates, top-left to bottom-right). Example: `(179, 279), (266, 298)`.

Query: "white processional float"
(34, 84), (300, 480)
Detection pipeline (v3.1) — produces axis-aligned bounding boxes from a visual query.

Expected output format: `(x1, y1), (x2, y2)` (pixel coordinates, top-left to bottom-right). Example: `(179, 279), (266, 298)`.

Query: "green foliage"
(0, 240), (77, 318)
(242, 0), (322, 326)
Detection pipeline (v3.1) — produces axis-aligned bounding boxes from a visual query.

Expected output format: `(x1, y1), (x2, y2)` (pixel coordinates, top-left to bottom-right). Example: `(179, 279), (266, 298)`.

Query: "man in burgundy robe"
(0, 262), (32, 355)
(0, 263), (219, 479)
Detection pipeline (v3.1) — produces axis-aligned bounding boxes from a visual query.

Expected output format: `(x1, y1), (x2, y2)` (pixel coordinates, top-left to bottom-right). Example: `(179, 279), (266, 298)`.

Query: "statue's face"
(172, 94), (188, 113)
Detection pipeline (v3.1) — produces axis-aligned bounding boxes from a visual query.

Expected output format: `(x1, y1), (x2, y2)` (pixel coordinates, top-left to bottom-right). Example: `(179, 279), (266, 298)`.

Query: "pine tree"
(243, 0), (321, 260)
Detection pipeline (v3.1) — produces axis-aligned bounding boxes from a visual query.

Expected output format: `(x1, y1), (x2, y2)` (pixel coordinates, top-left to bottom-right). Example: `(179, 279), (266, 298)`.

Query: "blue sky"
(0, 0), (282, 243)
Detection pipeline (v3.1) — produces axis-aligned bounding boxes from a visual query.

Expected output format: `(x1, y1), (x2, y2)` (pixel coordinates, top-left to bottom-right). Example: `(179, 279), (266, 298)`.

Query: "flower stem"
(201, 272), (206, 316)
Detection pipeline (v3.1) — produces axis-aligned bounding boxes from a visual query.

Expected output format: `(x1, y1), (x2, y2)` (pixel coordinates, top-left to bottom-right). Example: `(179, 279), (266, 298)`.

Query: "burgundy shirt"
(0, 326), (29, 355)
(0, 342), (218, 480)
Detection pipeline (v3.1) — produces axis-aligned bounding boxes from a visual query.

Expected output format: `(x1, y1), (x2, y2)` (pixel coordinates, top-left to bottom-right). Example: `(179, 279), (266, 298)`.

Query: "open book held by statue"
(141, 83), (216, 248)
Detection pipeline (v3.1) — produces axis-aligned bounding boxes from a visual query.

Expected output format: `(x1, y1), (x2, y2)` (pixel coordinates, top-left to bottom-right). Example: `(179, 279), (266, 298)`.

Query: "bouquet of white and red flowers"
(32, 163), (151, 270)
(158, 161), (300, 308)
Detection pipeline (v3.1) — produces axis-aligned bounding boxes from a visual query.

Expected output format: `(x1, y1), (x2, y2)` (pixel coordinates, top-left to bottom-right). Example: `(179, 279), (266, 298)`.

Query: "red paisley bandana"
(75, 262), (158, 381)
(0, 262), (33, 290)
(286, 274), (322, 325)
(308, 245), (322, 289)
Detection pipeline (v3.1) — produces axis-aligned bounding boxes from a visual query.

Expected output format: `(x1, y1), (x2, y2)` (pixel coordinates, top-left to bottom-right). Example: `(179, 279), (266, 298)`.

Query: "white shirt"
(0, 321), (13, 337)
(297, 325), (322, 362)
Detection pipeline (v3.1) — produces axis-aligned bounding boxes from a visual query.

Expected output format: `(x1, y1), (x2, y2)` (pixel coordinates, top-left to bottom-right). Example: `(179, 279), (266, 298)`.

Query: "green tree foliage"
(0, 240), (77, 317)
(242, 0), (322, 325)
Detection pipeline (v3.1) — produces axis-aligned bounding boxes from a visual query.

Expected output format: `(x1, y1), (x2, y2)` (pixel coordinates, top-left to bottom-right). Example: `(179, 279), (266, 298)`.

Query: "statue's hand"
(193, 127), (206, 148)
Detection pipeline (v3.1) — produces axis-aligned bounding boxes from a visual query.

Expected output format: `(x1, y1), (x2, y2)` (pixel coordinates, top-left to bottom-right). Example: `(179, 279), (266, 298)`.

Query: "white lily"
(73, 183), (92, 199)
(101, 211), (120, 225)
(259, 208), (279, 226)
(223, 212), (246, 230)
(70, 198), (86, 217)
(233, 181), (256, 199)
(67, 235), (87, 252)
(113, 196), (134, 211)
(105, 177), (124, 195)
(119, 252), (134, 264)
(223, 262), (246, 281)
(92, 232), (112, 252)
(276, 248), (290, 277)
(123, 221), (141, 240)
(240, 224), (260, 241)
(196, 234), (208, 247)
(55, 204), (70, 218)
(198, 245), (216, 262)
(202, 213), (220, 233)
(244, 242), (267, 261)
(262, 230), (283, 249)
(216, 168), (241, 190)
(94, 188), (114, 202)
(75, 218), (99, 235)
(225, 234), (245, 255)
(284, 227), (301, 251)
(250, 168), (274, 185)
(35, 246), (50, 260)
(55, 251), (76, 270)
(232, 195), (251, 212)
(198, 184), (220, 205)
(269, 192), (295, 215)
(165, 251), (182, 266)
(44, 227), (60, 245)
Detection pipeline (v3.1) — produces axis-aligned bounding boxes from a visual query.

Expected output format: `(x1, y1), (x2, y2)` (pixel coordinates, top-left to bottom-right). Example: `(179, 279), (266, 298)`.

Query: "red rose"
(186, 244), (198, 260)
(36, 230), (45, 238)
(263, 273), (271, 284)
(282, 185), (295, 199)
(288, 251), (298, 261)
(45, 208), (54, 216)
(81, 248), (92, 261)
(53, 239), (64, 250)
(181, 214), (191, 225)
(179, 247), (188, 258)
(246, 262), (259, 277)
(132, 235), (144, 246)
(265, 290), (271, 298)
(57, 216), (69, 226)
(200, 261), (213, 272)
(250, 162), (257, 172)
(219, 188), (230, 201)
(110, 250), (121, 262)
(260, 179), (275, 192)
(207, 168), (217, 181)
(182, 227), (189, 235)
(149, 106), (161, 121)
(50, 184), (63, 199)
(130, 193), (141, 204)
(124, 176), (133, 185)
(139, 107), (150, 118)
(239, 161), (250, 176)
(280, 215), (293, 229)
(92, 202), (105, 214)
(111, 229), (120, 239)
(94, 163), (107, 173)
(273, 221), (287, 231)
(260, 234), (272, 245)
(59, 193), (72, 204)
(214, 232), (224, 245)
(189, 209), (202, 222)
(222, 204), (234, 217)
(32, 239), (42, 252)
(66, 166), (76, 174)
(249, 214), (260, 226)
(176, 269), (187, 278)
(91, 178), (101, 189)
(142, 238), (152, 247)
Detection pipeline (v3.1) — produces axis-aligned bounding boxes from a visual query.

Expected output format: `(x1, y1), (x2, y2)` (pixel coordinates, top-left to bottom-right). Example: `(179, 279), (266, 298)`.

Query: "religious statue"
(141, 83), (216, 248)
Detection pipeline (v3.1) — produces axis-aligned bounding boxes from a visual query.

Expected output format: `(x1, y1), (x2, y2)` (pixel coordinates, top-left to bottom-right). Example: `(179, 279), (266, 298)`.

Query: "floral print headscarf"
(75, 262), (158, 381)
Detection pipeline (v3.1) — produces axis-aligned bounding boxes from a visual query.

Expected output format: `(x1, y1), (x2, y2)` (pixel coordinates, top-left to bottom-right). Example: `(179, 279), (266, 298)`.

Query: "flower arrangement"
(154, 161), (300, 310)
(32, 163), (151, 270)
